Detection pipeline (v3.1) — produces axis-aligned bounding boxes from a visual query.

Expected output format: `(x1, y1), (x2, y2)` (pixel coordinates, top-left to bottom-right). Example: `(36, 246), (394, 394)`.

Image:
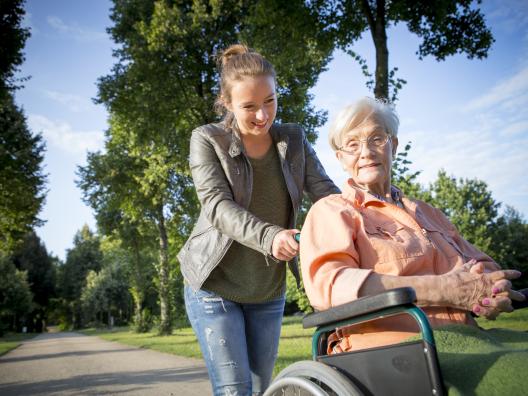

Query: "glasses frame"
(338, 133), (392, 155)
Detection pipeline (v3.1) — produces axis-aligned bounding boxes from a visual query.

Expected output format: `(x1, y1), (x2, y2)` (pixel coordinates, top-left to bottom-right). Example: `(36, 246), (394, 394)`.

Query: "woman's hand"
(468, 262), (526, 319)
(440, 261), (523, 320)
(272, 229), (300, 261)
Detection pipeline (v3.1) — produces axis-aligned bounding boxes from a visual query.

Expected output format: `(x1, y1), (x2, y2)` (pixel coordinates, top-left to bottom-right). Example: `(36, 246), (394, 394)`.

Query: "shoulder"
(272, 123), (304, 139)
(192, 122), (230, 139)
(308, 193), (358, 220)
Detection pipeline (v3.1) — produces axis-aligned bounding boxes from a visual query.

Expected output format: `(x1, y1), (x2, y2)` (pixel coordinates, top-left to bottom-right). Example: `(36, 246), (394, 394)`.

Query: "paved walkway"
(0, 331), (212, 395)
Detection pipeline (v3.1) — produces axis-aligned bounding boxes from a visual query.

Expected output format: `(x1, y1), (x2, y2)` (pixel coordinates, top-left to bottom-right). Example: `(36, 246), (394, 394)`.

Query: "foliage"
(11, 232), (56, 332)
(0, 0), (30, 93)
(0, 94), (47, 253)
(429, 170), (500, 254)
(57, 226), (103, 329)
(80, 257), (133, 327)
(490, 207), (528, 289)
(285, 270), (312, 315)
(0, 253), (32, 335)
(391, 141), (429, 200)
(83, 0), (338, 334)
(332, 0), (494, 100)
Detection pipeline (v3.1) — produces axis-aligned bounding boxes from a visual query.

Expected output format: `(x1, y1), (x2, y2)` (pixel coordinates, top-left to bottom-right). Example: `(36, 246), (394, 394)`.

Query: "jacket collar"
(342, 180), (404, 208)
(227, 122), (289, 159)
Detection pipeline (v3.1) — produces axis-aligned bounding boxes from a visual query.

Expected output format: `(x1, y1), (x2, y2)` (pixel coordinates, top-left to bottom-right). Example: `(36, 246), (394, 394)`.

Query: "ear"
(335, 151), (347, 171)
(391, 136), (399, 156)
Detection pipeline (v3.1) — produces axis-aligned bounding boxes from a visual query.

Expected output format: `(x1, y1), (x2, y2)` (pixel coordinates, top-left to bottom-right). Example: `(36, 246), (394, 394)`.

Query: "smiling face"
(226, 75), (277, 137)
(336, 115), (398, 196)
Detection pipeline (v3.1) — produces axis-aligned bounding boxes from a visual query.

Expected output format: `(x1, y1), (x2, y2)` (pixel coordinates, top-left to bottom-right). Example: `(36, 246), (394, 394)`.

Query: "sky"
(14, 0), (528, 261)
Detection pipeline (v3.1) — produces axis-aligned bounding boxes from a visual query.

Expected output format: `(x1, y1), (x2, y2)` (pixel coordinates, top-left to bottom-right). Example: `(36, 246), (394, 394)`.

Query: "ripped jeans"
(184, 285), (285, 396)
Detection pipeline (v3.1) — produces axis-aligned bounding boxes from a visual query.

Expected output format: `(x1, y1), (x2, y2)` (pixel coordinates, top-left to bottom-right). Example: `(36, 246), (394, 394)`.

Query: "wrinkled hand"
(439, 260), (523, 320)
(468, 262), (526, 320)
(272, 229), (300, 262)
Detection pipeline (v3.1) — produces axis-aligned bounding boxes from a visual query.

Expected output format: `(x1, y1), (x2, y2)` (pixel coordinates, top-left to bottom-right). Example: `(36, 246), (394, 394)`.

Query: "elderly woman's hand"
(467, 262), (526, 319)
(438, 262), (523, 320)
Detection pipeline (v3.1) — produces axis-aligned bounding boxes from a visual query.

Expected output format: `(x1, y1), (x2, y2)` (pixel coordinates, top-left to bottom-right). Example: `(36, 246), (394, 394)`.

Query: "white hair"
(328, 97), (399, 152)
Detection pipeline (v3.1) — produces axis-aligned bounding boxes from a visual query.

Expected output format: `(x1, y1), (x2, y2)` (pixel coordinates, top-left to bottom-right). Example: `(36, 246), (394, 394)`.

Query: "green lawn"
(80, 309), (527, 376)
(0, 333), (37, 356)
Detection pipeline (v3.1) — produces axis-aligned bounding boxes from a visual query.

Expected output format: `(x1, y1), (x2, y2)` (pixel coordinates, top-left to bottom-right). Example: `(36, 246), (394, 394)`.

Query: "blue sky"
(15, 0), (528, 260)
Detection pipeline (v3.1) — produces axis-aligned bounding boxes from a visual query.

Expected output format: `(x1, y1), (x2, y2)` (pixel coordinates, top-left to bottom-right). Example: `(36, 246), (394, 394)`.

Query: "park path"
(0, 331), (212, 395)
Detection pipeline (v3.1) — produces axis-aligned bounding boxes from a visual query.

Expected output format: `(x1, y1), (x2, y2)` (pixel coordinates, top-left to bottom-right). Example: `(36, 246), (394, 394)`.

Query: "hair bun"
(219, 44), (250, 68)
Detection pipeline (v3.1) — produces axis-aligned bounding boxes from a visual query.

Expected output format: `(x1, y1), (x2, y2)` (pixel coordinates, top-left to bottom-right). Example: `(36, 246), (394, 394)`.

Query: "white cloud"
(28, 114), (104, 155)
(47, 16), (107, 42)
(44, 90), (93, 112)
(464, 66), (528, 112)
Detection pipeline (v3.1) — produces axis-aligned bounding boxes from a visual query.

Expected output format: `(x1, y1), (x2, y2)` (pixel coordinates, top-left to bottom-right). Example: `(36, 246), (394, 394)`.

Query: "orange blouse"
(300, 180), (497, 352)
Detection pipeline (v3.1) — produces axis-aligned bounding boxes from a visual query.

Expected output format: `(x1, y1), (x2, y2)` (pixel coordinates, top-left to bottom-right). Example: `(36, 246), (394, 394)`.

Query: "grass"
(80, 309), (527, 377)
(476, 306), (528, 331)
(0, 333), (37, 356)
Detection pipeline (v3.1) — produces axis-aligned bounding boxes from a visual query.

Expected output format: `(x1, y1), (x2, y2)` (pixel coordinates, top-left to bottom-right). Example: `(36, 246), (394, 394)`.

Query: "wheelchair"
(265, 286), (528, 396)
(264, 287), (446, 396)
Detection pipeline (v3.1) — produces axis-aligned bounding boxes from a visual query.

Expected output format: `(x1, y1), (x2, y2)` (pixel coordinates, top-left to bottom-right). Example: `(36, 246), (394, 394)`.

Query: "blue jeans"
(184, 285), (285, 396)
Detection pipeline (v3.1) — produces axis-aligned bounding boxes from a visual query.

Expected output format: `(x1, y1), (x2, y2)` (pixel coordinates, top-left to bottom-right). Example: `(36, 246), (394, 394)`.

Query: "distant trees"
(57, 226), (103, 329)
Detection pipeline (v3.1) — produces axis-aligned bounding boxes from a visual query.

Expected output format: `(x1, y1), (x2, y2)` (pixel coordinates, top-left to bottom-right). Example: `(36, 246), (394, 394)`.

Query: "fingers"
(489, 269), (522, 282)
(271, 229), (300, 261)
(481, 295), (514, 314)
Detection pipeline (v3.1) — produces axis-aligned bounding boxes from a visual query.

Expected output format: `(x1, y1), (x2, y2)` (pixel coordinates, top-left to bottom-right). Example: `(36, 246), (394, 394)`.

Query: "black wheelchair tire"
(264, 360), (364, 396)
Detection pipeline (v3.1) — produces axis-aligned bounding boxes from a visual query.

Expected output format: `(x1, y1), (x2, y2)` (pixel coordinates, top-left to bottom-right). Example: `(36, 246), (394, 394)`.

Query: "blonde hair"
(214, 44), (276, 116)
(328, 97), (399, 151)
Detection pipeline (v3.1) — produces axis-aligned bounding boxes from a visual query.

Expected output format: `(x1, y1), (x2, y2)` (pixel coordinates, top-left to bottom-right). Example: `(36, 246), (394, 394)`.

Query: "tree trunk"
(361, 0), (389, 100)
(156, 206), (172, 335)
(131, 235), (147, 332)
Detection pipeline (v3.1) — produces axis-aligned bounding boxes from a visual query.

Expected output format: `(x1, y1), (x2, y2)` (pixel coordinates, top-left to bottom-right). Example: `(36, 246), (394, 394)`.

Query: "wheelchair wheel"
(264, 360), (363, 396)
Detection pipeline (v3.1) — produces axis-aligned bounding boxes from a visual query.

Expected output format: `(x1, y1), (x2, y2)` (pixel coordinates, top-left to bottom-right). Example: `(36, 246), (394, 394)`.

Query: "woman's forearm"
(358, 272), (445, 306)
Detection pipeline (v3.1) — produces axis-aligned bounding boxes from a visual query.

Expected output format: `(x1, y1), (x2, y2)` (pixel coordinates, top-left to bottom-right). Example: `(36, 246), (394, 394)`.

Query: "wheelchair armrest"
(302, 287), (417, 329)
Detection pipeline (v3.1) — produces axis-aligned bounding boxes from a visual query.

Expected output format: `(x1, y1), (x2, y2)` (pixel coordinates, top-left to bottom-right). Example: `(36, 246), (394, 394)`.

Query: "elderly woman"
(299, 98), (527, 393)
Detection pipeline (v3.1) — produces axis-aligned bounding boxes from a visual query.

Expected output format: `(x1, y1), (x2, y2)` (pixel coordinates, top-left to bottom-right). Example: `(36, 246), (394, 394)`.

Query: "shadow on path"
(0, 366), (207, 395)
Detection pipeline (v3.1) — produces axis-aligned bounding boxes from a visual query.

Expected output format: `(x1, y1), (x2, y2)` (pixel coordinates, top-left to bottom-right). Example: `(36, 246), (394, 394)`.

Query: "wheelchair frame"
(265, 287), (445, 396)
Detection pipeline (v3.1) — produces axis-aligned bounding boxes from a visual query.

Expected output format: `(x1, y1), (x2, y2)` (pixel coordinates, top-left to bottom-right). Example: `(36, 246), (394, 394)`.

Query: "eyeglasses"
(338, 133), (391, 155)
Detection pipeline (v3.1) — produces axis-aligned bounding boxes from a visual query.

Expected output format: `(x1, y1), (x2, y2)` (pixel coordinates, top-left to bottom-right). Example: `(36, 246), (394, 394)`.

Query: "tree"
(85, 0), (336, 334)
(0, 0), (47, 254)
(0, 93), (47, 253)
(0, 252), (32, 335)
(490, 207), (528, 289)
(57, 226), (103, 329)
(12, 232), (56, 332)
(428, 170), (500, 254)
(81, 241), (133, 327)
(391, 141), (428, 200)
(333, 0), (494, 100)
(0, 0), (30, 93)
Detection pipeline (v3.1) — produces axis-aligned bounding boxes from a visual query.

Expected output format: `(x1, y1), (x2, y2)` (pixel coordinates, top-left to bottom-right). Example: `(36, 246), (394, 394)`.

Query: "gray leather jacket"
(177, 122), (339, 290)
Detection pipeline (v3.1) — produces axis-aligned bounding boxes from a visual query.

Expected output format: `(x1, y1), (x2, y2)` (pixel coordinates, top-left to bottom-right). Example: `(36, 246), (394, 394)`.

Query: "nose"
(255, 107), (267, 122)
(359, 139), (374, 158)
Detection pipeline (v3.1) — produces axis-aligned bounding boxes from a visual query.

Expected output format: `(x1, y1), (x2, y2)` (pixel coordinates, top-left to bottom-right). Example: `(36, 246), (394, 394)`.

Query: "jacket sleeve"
(302, 131), (340, 202)
(189, 128), (282, 258)
(300, 196), (372, 311)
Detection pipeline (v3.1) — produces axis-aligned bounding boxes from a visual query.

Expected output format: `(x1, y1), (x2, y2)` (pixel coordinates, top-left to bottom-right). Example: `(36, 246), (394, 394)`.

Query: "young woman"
(177, 44), (339, 396)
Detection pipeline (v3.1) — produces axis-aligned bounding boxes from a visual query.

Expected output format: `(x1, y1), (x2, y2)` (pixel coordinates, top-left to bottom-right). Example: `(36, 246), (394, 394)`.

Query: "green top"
(203, 145), (291, 303)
